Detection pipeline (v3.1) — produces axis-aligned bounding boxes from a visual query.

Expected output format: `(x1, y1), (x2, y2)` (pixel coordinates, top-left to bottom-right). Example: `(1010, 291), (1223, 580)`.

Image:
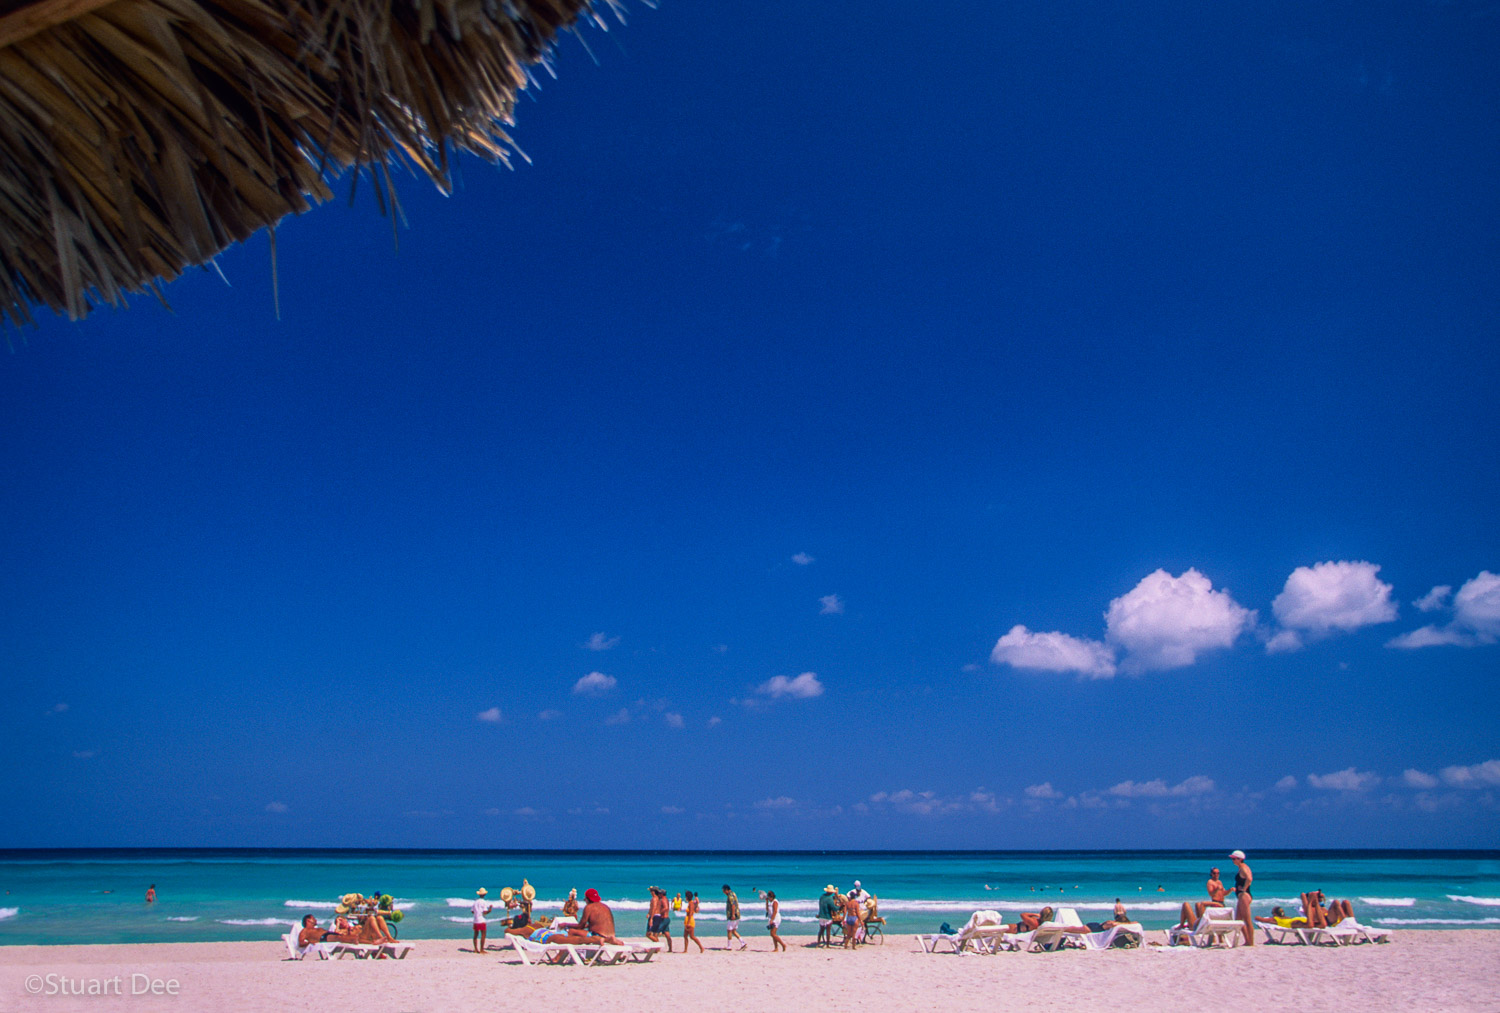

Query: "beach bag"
(939, 922), (956, 935)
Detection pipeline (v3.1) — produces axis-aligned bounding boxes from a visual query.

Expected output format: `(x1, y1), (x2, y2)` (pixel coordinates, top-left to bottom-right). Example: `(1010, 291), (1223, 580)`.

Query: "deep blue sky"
(3, 0), (1498, 848)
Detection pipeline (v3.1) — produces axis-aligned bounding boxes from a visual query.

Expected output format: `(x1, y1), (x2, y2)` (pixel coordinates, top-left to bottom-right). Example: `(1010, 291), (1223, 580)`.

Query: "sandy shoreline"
(3, 931), (1498, 1013)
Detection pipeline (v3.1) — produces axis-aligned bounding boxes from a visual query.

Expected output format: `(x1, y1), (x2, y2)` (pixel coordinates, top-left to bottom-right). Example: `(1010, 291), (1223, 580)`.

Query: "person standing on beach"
(145, 885), (156, 904)
(723, 884), (745, 950)
(766, 891), (786, 951)
(562, 888), (579, 920)
(1229, 850), (1254, 945)
(682, 891), (704, 952)
(647, 886), (674, 952)
(817, 884), (840, 946)
(471, 888), (492, 953)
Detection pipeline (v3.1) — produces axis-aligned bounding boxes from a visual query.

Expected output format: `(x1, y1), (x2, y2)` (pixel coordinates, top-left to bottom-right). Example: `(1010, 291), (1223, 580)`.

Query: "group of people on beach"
(297, 890), (400, 954)
(1171, 851), (1362, 945)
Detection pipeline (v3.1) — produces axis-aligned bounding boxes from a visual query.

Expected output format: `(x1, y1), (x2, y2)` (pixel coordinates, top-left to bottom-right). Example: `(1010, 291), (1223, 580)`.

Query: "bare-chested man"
(553, 888), (620, 946)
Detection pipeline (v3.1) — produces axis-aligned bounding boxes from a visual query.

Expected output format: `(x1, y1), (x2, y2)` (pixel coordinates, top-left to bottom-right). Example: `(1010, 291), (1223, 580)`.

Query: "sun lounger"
(1025, 908), (1091, 952)
(508, 934), (584, 966)
(1167, 909), (1245, 948)
(1341, 918), (1393, 944)
(282, 931), (332, 960)
(378, 939), (416, 958)
(1258, 921), (1308, 945)
(1303, 919), (1364, 946)
(917, 910), (1008, 954)
(1082, 921), (1145, 951)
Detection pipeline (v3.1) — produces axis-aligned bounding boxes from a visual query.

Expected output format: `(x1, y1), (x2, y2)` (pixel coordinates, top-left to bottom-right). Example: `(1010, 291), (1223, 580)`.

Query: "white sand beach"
(4, 931), (1499, 1013)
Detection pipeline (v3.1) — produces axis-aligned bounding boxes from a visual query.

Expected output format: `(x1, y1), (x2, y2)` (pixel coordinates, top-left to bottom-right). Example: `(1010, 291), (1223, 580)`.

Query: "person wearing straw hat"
(471, 888), (493, 953)
(817, 884), (840, 946)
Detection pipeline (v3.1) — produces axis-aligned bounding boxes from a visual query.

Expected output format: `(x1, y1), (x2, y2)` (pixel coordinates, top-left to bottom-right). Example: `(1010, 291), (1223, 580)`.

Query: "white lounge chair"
(1024, 908), (1091, 952)
(1303, 919), (1364, 946)
(1341, 918), (1393, 944)
(917, 910), (1008, 954)
(283, 930), (331, 960)
(1082, 921), (1145, 951)
(1258, 920), (1309, 945)
(378, 939), (416, 958)
(1168, 909), (1245, 948)
(508, 935), (583, 966)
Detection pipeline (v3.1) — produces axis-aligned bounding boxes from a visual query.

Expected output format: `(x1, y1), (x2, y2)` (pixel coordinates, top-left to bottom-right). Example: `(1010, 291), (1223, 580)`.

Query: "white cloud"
(1306, 767), (1381, 791)
(706, 716), (722, 727)
(604, 708), (631, 725)
(756, 672), (824, 699)
(476, 707), (502, 723)
(1415, 586), (1452, 612)
(513, 806), (540, 818)
(47, 703), (69, 715)
(583, 632), (620, 651)
(573, 671), (617, 696)
(1387, 572), (1500, 649)
(661, 805), (685, 815)
(754, 796), (796, 809)
(1274, 775), (1298, 792)
(991, 625), (1116, 678)
(1264, 630), (1303, 654)
(1270, 561), (1397, 644)
(1454, 572), (1500, 640)
(538, 709), (563, 721)
(1386, 624), (1472, 649)
(664, 712), (685, 729)
(1024, 782), (1062, 799)
(819, 594), (845, 615)
(792, 552), (814, 565)
(867, 789), (962, 816)
(1439, 759), (1500, 788)
(1107, 775), (1215, 798)
(265, 802), (288, 813)
(1401, 769), (1439, 789)
(1105, 569), (1255, 672)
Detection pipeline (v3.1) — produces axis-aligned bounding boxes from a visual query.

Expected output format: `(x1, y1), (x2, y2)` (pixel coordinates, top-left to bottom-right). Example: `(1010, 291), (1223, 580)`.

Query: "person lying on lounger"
(1300, 891), (1354, 928)
(547, 889), (621, 946)
(299, 914), (357, 946)
(999, 906), (1078, 934)
(1254, 906), (1308, 928)
(1176, 867), (1229, 927)
(1086, 900), (1135, 932)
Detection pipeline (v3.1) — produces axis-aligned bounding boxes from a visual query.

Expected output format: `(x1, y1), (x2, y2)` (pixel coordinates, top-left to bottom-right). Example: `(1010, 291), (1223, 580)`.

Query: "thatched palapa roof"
(0, 0), (610, 325)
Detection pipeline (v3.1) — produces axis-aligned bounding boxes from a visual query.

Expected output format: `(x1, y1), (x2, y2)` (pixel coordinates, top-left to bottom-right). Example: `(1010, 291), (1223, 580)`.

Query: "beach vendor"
(471, 888), (493, 953)
(817, 884), (840, 946)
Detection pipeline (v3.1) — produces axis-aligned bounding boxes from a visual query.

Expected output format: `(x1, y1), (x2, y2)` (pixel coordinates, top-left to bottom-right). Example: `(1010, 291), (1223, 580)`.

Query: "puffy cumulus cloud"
(46, 703), (69, 715)
(1387, 572), (1500, 649)
(265, 801), (289, 813)
(1439, 760), (1500, 788)
(757, 672), (824, 700)
(754, 796), (796, 809)
(1401, 769), (1440, 789)
(1274, 775), (1299, 792)
(663, 712), (685, 729)
(1306, 767), (1381, 792)
(1454, 572), (1500, 640)
(603, 708), (631, 726)
(1264, 630), (1303, 654)
(1105, 569), (1255, 672)
(1024, 782), (1062, 799)
(1270, 561), (1397, 644)
(991, 625), (1116, 679)
(476, 707), (502, 723)
(572, 671), (617, 696)
(1414, 586), (1452, 612)
(792, 552), (814, 565)
(867, 789), (966, 816)
(1107, 775), (1215, 798)
(583, 632), (620, 651)
(819, 594), (845, 615)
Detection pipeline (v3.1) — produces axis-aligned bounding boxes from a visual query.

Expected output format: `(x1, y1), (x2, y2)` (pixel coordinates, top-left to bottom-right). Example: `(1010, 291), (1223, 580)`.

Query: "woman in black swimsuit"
(1229, 850), (1253, 945)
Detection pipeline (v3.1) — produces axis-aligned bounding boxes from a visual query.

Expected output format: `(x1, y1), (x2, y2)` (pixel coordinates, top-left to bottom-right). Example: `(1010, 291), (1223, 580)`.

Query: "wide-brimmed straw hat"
(823, 884), (836, 892)
(477, 888), (488, 896)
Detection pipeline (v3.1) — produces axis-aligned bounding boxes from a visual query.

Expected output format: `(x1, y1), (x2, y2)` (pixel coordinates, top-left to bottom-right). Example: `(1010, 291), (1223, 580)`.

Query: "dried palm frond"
(0, 0), (613, 325)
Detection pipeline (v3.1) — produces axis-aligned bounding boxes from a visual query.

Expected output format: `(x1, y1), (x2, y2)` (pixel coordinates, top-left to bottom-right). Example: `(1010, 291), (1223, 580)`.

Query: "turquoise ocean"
(2, 850), (1497, 945)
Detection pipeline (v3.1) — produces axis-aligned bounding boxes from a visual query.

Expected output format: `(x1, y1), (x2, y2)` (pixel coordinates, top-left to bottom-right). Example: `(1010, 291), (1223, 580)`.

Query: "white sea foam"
(1359, 897), (1416, 906)
(0, 908), (17, 920)
(218, 918), (296, 926)
(166, 917), (199, 922)
(1448, 895), (1500, 907)
(442, 916), (472, 924)
(283, 900), (336, 909)
(1376, 917), (1500, 925)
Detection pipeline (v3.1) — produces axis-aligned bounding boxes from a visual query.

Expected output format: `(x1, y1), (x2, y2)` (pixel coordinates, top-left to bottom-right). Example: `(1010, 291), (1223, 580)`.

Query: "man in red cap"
(551, 888), (620, 947)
